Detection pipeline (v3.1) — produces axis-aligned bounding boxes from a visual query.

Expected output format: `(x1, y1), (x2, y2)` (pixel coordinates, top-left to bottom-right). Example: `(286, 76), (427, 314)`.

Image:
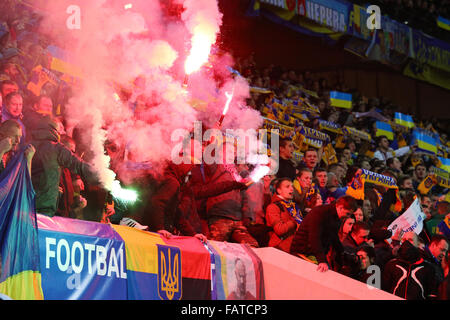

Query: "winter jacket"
(290, 202), (344, 264)
(149, 162), (246, 234)
(265, 194), (300, 253)
(205, 164), (249, 221)
(382, 241), (439, 300)
(275, 157), (297, 181)
(30, 117), (100, 216)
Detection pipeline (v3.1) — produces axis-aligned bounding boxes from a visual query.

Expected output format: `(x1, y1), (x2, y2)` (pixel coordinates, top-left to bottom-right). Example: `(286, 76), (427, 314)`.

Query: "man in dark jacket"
(290, 195), (358, 272)
(382, 240), (439, 300)
(139, 154), (249, 241)
(204, 163), (259, 247)
(421, 235), (449, 287)
(30, 116), (101, 217)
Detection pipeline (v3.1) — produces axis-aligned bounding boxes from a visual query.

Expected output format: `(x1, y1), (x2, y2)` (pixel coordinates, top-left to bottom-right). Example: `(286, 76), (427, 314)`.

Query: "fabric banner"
(319, 119), (342, 134)
(36, 215), (267, 300)
(387, 198), (427, 235)
(411, 30), (450, 73)
(301, 0), (351, 34)
(348, 4), (412, 57)
(112, 225), (212, 300)
(206, 240), (265, 300)
(0, 148), (43, 300)
(343, 126), (372, 141)
(250, 0), (345, 42)
(403, 60), (450, 91)
(37, 215), (127, 300)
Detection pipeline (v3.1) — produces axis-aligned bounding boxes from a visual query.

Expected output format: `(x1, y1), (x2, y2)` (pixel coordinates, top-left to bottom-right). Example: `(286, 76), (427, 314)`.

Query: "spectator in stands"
(314, 167), (329, 203)
(301, 148), (320, 171)
(204, 141), (259, 247)
(374, 135), (412, 163)
(290, 195), (358, 272)
(275, 138), (297, 181)
(0, 80), (18, 100)
(57, 134), (87, 219)
(398, 174), (414, 190)
(382, 239), (439, 299)
(342, 221), (372, 252)
(30, 116), (102, 217)
(2, 91), (25, 142)
(293, 167), (322, 214)
(22, 95), (53, 142)
(328, 163), (346, 187)
(413, 163), (428, 189)
(0, 119), (34, 176)
(422, 234), (449, 288)
(387, 157), (403, 176)
(266, 178), (302, 253)
(338, 215), (355, 243)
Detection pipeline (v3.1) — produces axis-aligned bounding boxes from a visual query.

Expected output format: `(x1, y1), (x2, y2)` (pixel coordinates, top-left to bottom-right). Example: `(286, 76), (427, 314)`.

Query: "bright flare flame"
(124, 3), (132, 10)
(111, 180), (138, 203)
(222, 89), (234, 115)
(184, 32), (213, 75)
(249, 165), (270, 183)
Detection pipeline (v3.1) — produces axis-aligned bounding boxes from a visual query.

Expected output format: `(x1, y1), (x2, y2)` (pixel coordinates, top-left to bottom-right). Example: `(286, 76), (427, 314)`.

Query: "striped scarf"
(278, 198), (303, 225)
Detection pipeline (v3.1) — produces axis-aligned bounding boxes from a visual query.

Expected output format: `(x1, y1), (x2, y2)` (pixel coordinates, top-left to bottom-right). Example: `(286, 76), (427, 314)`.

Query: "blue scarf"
(278, 197), (303, 225)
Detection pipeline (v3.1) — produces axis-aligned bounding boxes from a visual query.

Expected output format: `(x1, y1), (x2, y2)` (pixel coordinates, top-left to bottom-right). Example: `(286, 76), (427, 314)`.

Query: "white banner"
(387, 198), (427, 236)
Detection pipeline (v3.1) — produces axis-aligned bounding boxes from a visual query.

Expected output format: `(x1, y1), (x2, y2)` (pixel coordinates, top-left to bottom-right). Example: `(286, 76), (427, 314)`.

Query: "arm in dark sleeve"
(151, 179), (180, 231)
(191, 180), (243, 199)
(307, 211), (328, 264)
(372, 188), (396, 222)
(55, 144), (100, 186)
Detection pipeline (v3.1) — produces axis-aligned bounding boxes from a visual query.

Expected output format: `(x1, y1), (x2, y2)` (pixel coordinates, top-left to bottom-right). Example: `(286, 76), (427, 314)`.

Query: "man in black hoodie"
(290, 195), (358, 272)
(382, 240), (439, 300)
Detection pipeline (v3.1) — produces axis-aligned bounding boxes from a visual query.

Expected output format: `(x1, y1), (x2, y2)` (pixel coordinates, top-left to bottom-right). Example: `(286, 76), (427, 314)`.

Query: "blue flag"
(0, 147), (43, 299)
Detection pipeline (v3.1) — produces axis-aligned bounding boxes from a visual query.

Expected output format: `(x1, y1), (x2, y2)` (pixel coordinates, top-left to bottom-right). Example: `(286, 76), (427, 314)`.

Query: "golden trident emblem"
(160, 248), (180, 300)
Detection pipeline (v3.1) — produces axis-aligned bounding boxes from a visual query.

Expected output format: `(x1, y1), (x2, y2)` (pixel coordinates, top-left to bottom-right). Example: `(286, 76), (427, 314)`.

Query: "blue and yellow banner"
(394, 112), (415, 129)
(0, 147), (43, 300)
(412, 129), (438, 155)
(376, 121), (394, 140)
(437, 16), (450, 32)
(330, 91), (352, 109)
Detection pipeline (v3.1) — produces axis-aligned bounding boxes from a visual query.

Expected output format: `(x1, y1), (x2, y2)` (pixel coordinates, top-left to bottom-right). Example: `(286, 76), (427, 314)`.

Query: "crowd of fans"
(0, 0), (449, 300)
(354, 0), (450, 41)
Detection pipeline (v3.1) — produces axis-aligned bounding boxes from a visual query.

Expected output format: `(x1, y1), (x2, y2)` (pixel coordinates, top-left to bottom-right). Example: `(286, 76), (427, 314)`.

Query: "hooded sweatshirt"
(30, 117), (100, 216)
(382, 241), (438, 300)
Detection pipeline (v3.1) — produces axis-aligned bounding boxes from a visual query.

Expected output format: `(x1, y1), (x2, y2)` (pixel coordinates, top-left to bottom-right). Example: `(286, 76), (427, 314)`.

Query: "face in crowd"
(304, 150), (318, 169)
(276, 180), (294, 200)
(279, 140), (294, 160)
(415, 164), (427, 180)
(5, 94), (23, 118)
(315, 170), (327, 188)
(298, 170), (312, 190)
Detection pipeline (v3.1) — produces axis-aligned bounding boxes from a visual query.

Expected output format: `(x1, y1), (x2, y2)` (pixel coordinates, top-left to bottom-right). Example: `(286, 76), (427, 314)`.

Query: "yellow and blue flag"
(437, 156), (450, 173)
(394, 112), (415, 128)
(412, 130), (438, 154)
(437, 16), (450, 31)
(0, 147), (44, 300)
(330, 91), (352, 109)
(376, 121), (394, 140)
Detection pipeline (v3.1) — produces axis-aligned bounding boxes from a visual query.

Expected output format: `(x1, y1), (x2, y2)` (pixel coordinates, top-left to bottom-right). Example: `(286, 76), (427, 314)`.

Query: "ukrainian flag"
(0, 147), (44, 300)
(330, 91), (352, 109)
(394, 112), (415, 128)
(412, 130), (437, 155)
(438, 156), (450, 173)
(437, 16), (450, 31)
(376, 121), (394, 140)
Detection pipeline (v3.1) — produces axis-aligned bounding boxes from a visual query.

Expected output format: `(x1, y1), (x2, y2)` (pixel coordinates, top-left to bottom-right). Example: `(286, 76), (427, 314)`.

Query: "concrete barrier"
(252, 247), (402, 300)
